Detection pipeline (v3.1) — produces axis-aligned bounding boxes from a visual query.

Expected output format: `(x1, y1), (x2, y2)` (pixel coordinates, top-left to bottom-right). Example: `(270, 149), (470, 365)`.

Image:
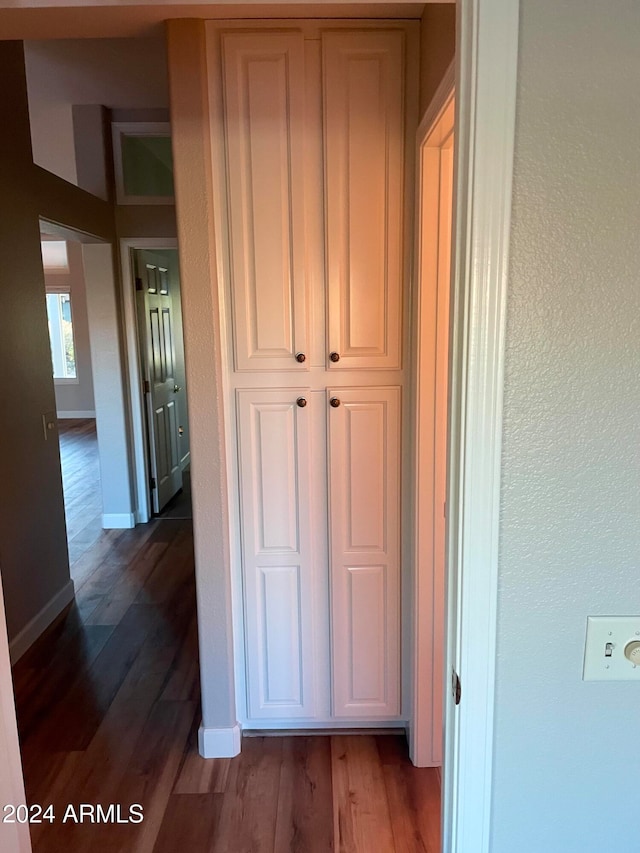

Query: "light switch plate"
(583, 616), (640, 681)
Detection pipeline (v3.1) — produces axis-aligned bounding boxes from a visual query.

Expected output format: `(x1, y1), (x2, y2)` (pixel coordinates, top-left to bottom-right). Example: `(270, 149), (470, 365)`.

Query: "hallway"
(11, 520), (440, 852)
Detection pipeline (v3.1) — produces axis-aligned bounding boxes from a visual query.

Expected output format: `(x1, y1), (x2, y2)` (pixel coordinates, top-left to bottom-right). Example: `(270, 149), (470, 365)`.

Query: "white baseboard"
(56, 411), (96, 419)
(198, 723), (242, 758)
(102, 512), (136, 529)
(180, 451), (191, 471)
(9, 579), (75, 664)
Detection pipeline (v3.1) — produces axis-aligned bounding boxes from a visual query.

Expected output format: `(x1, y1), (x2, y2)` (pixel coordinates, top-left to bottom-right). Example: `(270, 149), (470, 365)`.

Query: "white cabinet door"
(323, 31), (405, 370)
(327, 387), (401, 717)
(221, 32), (309, 371)
(212, 24), (411, 728)
(236, 389), (319, 718)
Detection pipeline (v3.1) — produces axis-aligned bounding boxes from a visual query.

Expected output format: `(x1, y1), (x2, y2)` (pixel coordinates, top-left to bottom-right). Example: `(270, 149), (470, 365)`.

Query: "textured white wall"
(492, 2), (640, 850)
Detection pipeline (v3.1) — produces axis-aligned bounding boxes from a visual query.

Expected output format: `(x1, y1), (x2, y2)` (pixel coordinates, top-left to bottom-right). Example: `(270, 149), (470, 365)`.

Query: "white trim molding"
(410, 84), (455, 769)
(443, 1), (519, 851)
(102, 512), (136, 529)
(9, 579), (75, 664)
(198, 723), (242, 758)
(0, 572), (32, 852)
(417, 58), (455, 137)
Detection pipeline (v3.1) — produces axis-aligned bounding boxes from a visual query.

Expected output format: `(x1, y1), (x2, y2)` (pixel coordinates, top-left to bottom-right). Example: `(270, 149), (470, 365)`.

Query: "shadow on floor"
(157, 471), (192, 520)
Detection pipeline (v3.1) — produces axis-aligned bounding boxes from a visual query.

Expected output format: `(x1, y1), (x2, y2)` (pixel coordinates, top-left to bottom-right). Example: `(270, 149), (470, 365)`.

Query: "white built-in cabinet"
(209, 22), (416, 726)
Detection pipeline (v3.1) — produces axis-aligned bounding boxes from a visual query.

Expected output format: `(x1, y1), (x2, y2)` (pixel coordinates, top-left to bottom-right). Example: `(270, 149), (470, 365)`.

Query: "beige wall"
(167, 20), (237, 735)
(493, 1), (640, 850)
(419, 3), (455, 118)
(24, 37), (169, 186)
(0, 41), (115, 646)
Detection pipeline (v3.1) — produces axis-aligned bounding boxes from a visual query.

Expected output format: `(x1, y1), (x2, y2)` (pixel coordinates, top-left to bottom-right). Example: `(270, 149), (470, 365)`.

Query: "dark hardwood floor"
(11, 424), (441, 852)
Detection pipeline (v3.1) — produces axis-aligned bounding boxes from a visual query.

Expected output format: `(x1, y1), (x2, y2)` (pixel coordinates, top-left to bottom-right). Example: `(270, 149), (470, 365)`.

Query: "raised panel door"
(327, 386), (401, 716)
(236, 389), (319, 718)
(323, 30), (405, 370)
(221, 32), (309, 371)
(136, 250), (183, 513)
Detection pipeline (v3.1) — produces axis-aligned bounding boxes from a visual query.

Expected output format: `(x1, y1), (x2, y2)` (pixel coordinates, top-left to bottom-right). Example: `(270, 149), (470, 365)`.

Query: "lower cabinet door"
(327, 386), (402, 717)
(236, 389), (319, 719)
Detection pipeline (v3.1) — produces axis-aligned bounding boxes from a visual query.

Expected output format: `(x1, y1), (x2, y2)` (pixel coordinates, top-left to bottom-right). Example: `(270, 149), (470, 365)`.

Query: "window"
(112, 122), (174, 205)
(46, 292), (77, 380)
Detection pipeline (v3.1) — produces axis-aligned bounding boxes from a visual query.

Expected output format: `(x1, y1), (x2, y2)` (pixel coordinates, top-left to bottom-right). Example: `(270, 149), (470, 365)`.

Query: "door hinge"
(143, 379), (150, 394)
(149, 476), (156, 490)
(452, 669), (462, 706)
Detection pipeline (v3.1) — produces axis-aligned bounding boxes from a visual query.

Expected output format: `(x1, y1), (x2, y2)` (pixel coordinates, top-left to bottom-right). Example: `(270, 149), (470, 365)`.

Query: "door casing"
(409, 65), (455, 769)
(443, 1), (519, 850)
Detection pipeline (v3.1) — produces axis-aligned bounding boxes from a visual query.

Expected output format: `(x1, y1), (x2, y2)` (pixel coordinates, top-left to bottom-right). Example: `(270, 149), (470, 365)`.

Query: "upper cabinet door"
(221, 32), (308, 372)
(323, 30), (405, 370)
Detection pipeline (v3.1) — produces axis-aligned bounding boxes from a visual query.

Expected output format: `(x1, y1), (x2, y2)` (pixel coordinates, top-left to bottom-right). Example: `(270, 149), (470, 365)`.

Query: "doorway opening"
(38, 220), (138, 585)
(121, 239), (192, 524)
(40, 227), (102, 572)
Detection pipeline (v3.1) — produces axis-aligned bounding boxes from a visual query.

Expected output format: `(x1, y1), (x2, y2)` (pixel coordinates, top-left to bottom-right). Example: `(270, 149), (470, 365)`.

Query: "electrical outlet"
(583, 616), (640, 681)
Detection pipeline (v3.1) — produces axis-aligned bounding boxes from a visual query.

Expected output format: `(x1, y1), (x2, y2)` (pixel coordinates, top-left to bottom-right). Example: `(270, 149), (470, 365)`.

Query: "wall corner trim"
(9, 579), (75, 664)
(102, 512), (136, 529)
(442, 0), (520, 850)
(198, 723), (242, 758)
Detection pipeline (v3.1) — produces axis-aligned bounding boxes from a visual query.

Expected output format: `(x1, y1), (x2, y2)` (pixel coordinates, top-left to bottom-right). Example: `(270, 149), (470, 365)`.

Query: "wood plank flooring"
(12, 439), (441, 852)
(57, 418), (103, 571)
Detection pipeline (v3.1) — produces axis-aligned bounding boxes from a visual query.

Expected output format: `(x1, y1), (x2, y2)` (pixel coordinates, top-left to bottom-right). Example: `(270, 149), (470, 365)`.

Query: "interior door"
(136, 250), (183, 513)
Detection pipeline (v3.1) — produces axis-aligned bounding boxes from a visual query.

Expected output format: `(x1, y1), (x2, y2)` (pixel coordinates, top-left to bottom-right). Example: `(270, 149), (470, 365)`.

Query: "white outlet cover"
(583, 616), (640, 681)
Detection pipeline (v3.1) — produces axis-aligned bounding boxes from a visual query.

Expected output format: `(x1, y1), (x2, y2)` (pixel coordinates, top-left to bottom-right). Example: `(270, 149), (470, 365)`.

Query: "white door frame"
(120, 237), (179, 524)
(0, 570), (32, 853)
(410, 61), (455, 769)
(443, 1), (519, 851)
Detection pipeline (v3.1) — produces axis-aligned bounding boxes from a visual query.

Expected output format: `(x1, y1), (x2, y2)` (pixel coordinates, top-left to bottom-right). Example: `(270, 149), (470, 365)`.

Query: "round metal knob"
(295, 352), (306, 363)
(173, 384), (182, 393)
(329, 352), (340, 363)
(329, 397), (341, 408)
(296, 397), (307, 408)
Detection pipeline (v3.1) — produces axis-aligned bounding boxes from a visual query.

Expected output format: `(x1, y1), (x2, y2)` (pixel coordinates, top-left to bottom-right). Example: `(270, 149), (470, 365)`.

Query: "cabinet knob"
(295, 352), (306, 363)
(296, 397), (307, 408)
(329, 397), (341, 408)
(329, 352), (340, 363)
